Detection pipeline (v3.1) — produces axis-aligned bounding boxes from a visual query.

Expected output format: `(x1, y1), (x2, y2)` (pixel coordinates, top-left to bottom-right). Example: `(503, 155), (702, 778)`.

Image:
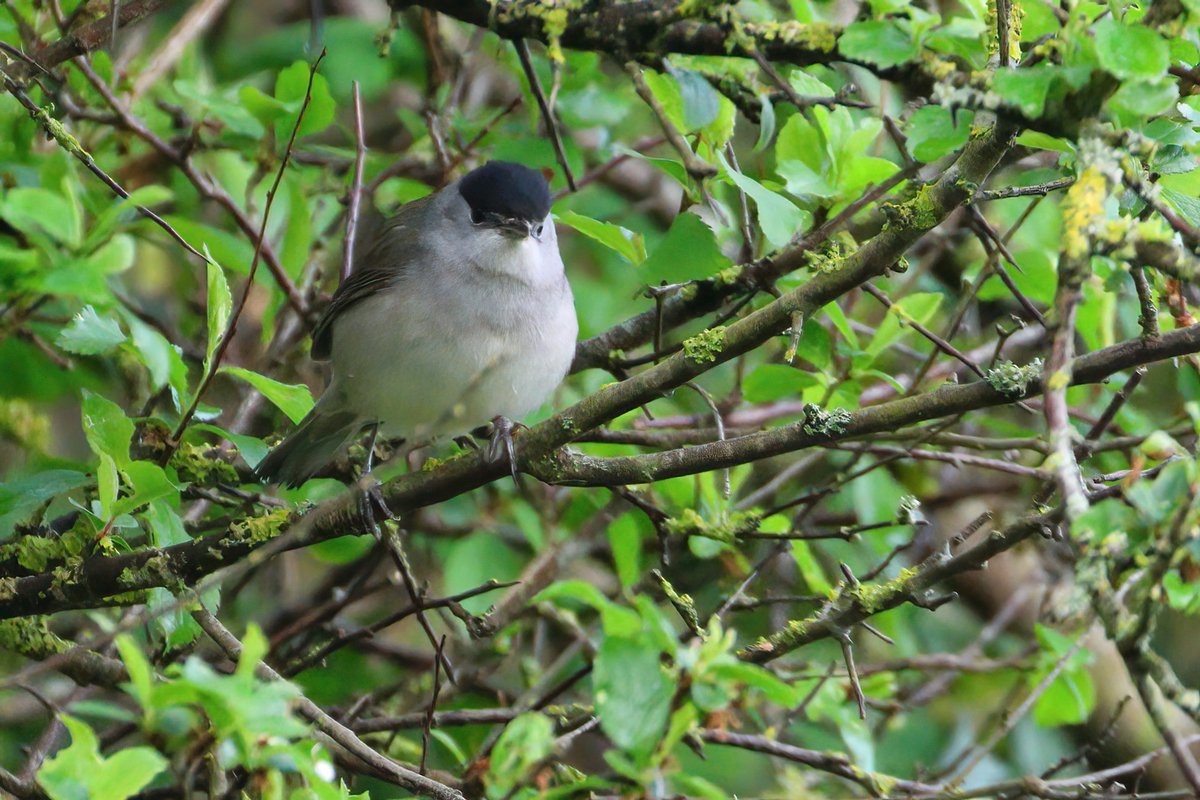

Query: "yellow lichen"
(1061, 166), (1107, 261)
(682, 326), (727, 364)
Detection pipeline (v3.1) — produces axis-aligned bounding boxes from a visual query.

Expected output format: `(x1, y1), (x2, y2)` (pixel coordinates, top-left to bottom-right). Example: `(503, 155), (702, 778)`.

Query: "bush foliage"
(2, 0), (1200, 798)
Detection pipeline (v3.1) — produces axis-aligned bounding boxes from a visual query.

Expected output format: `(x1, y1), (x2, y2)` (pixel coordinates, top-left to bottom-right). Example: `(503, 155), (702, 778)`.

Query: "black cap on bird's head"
(458, 160), (552, 240)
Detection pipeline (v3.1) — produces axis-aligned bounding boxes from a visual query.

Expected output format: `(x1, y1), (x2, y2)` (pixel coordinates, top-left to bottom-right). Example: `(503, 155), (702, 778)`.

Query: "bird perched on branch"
(254, 161), (577, 527)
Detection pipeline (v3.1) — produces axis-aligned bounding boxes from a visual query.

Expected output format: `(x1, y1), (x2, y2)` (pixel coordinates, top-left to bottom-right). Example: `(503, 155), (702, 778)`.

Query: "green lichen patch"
(851, 567), (919, 613)
(683, 326), (727, 364)
(653, 569), (704, 637)
(169, 442), (239, 486)
(0, 616), (67, 658)
(986, 358), (1043, 396)
(881, 184), (940, 231)
(664, 507), (762, 543)
(804, 232), (855, 274)
(227, 507), (292, 546)
(745, 21), (839, 53)
(802, 403), (852, 436)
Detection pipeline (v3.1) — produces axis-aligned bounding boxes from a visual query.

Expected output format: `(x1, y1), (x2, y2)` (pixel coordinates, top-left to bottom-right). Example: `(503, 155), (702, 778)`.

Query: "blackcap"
(254, 161), (578, 492)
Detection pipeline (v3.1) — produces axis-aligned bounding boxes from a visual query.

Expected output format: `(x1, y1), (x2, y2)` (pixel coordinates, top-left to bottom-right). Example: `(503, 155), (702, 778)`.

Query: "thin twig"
(342, 80), (367, 283)
(514, 39), (576, 191)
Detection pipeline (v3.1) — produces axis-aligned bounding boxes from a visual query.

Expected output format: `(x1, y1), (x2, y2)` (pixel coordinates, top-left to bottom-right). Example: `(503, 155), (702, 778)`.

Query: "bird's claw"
(356, 471), (396, 536)
(486, 416), (523, 485)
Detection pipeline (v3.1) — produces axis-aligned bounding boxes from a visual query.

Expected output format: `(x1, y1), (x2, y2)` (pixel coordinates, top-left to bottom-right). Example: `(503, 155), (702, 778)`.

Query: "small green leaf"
(220, 366), (314, 424)
(82, 391), (134, 467)
(0, 187), (81, 247)
(38, 715), (167, 800)
(993, 67), (1056, 118)
(666, 64), (722, 130)
(556, 210), (646, 265)
(594, 634), (672, 758)
(1092, 18), (1169, 81)
(487, 713), (555, 796)
(905, 106), (973, 162)
(839, 20), (919, 68)
(57, 306), (126, 355)
(274, 61), (336, 140)
(0, 470), (88, 534)
(204, 251), (232, 372)
(641, 213), (732, 283)
(607, 514), (644, 590)
(115, 635), (154, 709)
(717, 150), (810, 248)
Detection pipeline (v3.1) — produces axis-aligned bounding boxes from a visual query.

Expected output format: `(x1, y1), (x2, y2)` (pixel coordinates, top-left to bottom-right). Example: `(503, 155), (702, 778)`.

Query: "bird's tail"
(253, 401), (362, 488)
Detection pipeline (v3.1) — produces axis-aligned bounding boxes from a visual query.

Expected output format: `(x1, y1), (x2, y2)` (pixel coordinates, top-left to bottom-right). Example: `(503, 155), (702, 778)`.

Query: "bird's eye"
(470, 208), (485, 225)
(534, 223), (544, 238)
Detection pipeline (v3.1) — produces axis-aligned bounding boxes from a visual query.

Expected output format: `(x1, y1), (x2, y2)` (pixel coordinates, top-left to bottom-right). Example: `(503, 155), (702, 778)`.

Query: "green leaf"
(993, 67), (1056, 118)
(839, 20), (919, 68)
(0, 470), (88, 536)
(82, 235), (135, 275)
(607, 513), (643, 590)
(1163, 188), (1200, 228)
(905, 106), (972, 162)
(81, 391), (134, 467)
(274, 61), (336, 140)
(716, 150), (810, 248)
(1092, 18), (1169, 81)
(204, 252), (232, 373)
(115, 635), (154, 709)
(666, 64), (722, 130)
(743, 364), (821, 403)
(641, 213), (732, 283)
(1, 187), (81, 247)
(112, 461), (178, 518)
(594, 634), (672, 758)
(123, 313), (187, 398)
(237, 624), (269, 679)
(556, 210), (647, 265)
(38, 715), (167, 800)
(533, 580), (644, 637)
(487, 713), (555, 797)
(57, 306), (126, 355)
(1109, 80), (1179, 125)
(221, 366), (314, 424)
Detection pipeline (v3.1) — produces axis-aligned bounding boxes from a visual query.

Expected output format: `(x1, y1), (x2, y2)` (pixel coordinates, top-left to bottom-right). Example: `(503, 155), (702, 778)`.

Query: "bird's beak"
(496, 218), (535, 240)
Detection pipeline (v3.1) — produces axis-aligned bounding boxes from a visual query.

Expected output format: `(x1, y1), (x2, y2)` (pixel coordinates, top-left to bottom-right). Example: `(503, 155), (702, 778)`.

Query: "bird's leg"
(485, 415), (523, 485)
(356, 422), (396, 535)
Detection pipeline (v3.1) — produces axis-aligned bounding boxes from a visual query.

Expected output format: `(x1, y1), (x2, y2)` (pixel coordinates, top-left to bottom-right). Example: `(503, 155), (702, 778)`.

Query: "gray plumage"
(254, 162), (577, 487)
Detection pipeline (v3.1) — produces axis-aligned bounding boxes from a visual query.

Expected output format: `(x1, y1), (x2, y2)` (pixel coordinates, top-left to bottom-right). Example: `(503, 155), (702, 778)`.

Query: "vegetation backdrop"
(2, 0), (1200, 797)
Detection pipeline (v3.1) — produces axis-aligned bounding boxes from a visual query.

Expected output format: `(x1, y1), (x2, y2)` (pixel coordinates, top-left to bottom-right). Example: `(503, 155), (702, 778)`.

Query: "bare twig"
(342, 81), (367, 283)
(514, 39), (576, 191)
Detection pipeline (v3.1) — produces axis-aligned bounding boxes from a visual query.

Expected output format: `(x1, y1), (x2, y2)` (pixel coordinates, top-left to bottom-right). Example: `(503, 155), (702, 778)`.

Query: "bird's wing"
(310, 194), (435, 360)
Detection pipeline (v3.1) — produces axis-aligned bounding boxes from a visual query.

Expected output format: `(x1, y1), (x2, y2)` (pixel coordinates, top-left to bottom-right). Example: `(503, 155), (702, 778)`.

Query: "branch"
(7, 0), (166, 78)
(4, 321), (1199, 620)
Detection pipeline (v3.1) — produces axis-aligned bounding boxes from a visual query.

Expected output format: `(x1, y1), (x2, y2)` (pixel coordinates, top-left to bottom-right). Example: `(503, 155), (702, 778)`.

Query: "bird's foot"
(453, 435), (479, 451)
(485, 415), (524, 485)
(355, 471), (396, 536)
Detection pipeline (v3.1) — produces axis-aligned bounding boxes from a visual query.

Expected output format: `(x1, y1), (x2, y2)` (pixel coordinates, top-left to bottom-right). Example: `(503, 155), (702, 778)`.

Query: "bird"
(253, 160), (578, 526)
